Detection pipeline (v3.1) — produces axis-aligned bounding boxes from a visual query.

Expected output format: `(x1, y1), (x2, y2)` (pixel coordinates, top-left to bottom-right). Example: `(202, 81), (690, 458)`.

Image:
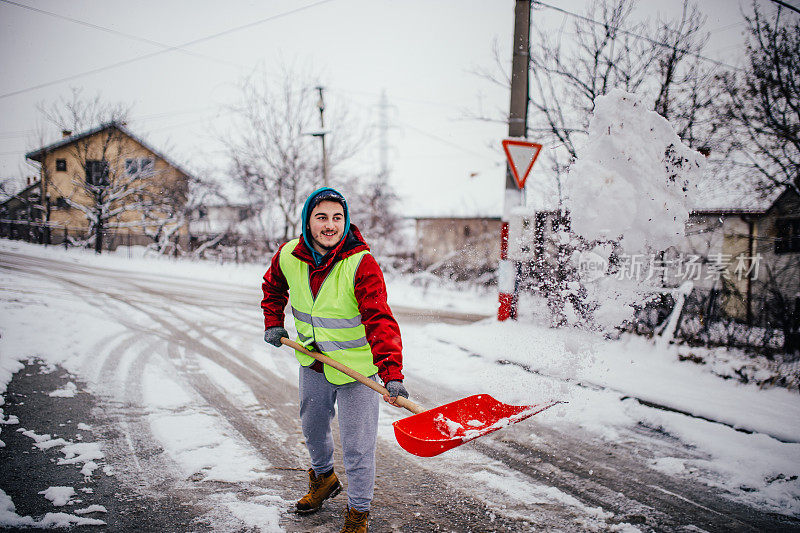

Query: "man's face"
(308, 200), (345, 254)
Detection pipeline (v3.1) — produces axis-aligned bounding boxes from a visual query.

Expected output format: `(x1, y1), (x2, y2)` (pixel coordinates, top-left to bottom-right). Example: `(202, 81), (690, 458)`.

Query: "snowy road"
(1, 243), (798, 531)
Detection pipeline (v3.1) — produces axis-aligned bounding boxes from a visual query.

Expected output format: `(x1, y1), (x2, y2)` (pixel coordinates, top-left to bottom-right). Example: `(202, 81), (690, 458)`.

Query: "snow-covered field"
(1, 239), (798, 530)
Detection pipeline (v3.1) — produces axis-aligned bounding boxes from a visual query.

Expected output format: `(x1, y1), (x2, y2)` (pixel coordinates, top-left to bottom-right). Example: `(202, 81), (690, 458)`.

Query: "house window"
(85, 160), (109, 186)
(464, 225), (471, 237)
(125, 157), (155, 177)
(55, 159), (67, 172)
(55, 197), (69, 209)
(775, 218), (800, 254)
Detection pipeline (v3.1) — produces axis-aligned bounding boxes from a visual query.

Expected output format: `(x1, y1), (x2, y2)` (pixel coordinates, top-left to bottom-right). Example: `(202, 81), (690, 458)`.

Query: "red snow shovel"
(281, 338), (562, 457)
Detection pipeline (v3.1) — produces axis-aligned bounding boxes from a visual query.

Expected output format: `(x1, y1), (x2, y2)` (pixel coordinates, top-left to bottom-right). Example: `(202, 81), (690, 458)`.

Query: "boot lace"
(341, 508), (367, 532)
(309, 472), (324, 491)
(297, 470), (326, 506)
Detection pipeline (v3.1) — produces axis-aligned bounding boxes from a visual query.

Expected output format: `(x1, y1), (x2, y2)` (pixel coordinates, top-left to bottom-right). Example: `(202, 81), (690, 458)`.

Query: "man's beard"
(313, 236), (337, 252)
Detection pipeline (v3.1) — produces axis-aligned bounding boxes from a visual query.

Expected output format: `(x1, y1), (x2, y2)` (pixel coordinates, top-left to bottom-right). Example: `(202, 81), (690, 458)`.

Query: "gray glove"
(385, 380), (409, 399)
(264, 327), (288, 348)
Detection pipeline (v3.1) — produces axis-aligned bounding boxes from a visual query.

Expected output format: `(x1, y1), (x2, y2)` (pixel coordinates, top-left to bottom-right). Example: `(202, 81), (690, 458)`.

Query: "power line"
(326, 85), (461, 112)
(326, 87), (497, 161)
(396, 119), (496, 161)
(0, 0), (337, 100)
(532, 1), (744, 71)
(0, 1), (209, 57)
(0, 0), (245, 70)
(768, 0), (800, 15)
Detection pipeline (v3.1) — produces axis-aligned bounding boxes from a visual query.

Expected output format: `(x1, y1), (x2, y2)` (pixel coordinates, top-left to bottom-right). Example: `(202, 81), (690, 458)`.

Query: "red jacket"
(261, 225), (403, 384)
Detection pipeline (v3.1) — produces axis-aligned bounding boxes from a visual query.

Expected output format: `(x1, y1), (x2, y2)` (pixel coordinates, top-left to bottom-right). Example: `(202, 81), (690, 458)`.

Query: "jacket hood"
(301, 187), (351, 265)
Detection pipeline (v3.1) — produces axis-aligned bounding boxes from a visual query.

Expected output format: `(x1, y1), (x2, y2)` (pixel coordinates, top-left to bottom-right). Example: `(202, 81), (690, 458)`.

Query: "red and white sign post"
(498, 139), (542, 321)
(500, 0), (533, 321)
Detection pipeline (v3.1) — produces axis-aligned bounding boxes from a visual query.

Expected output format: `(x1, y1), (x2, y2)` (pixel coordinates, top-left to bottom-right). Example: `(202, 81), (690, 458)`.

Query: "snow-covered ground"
(1, 239), (798, 530)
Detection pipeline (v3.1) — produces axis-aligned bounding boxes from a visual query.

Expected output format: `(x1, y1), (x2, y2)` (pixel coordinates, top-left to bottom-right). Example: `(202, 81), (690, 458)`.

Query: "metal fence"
(626, 288), (799, 357)
(0, 218), (272, 264)
(0, 219), (154, 252)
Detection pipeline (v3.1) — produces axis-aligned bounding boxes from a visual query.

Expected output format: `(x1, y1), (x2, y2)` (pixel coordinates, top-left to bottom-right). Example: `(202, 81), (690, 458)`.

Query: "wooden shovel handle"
(281, 338), (424, 415)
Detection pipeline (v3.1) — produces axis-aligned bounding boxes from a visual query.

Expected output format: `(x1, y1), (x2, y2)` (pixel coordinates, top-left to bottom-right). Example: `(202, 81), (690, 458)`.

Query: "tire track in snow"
(70, 273), (303, 470)
(97, 337), (208, 511)
(11, 260), (309, 476)
(89, 265), (577, 530)
(3, 257), (635, 530)
(471, 434), (754, 532)
(161, 338), (301, 470)
(10, 252), (793, 531)
(1, 257), (294, 525)
(3, 251), (730, 530)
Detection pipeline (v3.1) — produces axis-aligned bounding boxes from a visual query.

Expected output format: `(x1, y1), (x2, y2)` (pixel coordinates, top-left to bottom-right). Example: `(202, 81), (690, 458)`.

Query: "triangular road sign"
(502, 139), (542, 189)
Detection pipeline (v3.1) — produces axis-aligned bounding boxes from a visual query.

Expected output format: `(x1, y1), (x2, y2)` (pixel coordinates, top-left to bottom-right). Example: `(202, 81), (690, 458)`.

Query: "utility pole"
(315, 86), (328, 186)
(498, 0), (531, 321)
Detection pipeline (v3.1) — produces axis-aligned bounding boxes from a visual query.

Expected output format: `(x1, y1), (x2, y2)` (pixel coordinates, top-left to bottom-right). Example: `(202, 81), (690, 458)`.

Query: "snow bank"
(431, 320), (800, 514)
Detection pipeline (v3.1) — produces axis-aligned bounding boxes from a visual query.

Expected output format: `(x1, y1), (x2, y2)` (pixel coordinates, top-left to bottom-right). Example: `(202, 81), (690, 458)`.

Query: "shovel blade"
(392, 394), (561, 457)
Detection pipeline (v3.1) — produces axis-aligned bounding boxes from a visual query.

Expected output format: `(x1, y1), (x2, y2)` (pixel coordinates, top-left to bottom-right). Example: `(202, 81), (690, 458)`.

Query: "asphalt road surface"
(1, 248), (798, 532)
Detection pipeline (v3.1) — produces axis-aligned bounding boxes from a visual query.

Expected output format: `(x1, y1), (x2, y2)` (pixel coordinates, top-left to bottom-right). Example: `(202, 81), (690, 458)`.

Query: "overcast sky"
(0, 0), (785, 217)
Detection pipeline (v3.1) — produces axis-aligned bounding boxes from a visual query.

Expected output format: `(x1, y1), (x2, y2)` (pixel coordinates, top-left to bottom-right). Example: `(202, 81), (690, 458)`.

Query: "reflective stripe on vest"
(279, 239), (377, 384)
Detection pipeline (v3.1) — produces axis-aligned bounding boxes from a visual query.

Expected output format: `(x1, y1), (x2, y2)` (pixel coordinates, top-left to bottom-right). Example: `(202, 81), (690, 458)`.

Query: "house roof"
(25, 121), (196, 180)
(690, 207), (768, 217)
(412, 215), (502, 221)
(764, 186), (800, 216)
(691, 167), (783, 212)
(0, 179), (41, 210)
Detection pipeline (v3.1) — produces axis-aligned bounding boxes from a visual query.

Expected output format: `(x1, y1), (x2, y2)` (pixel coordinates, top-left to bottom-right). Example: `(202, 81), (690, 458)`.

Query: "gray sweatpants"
(299, 364), (380, 512)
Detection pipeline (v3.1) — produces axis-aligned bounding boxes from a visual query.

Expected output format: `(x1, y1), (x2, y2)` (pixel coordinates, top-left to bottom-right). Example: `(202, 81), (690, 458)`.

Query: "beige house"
(2, 121), (194, 251)
(679, 188), (799, 328)
(413, 216), (502, 275)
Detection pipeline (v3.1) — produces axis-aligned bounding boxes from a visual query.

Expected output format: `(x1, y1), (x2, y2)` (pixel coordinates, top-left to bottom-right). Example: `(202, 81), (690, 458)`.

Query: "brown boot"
(295, 468), (342, 514)
(340, 505), (369, 533)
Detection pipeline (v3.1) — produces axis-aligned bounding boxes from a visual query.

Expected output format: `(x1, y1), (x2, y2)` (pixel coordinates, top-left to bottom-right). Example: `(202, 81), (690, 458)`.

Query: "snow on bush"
(565, 88), (704, 252)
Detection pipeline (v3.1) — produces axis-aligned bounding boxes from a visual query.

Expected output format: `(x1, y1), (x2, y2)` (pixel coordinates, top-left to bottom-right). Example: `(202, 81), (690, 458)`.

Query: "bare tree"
(475, 0), (718, 193)
(472, 0), (721, 326)
(345, 175), (404, 257)
(39, 88), (131, 142)
(222, 65), (364, 244)
(133, 172), (218, 255)
(536, 0), (718, 183)
(717, 2), (800, 197)
(0, 176), (28, 201)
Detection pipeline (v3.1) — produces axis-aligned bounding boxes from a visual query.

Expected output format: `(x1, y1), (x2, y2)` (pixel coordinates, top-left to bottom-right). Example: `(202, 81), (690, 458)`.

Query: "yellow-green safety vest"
(279, 238), (378, 384)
